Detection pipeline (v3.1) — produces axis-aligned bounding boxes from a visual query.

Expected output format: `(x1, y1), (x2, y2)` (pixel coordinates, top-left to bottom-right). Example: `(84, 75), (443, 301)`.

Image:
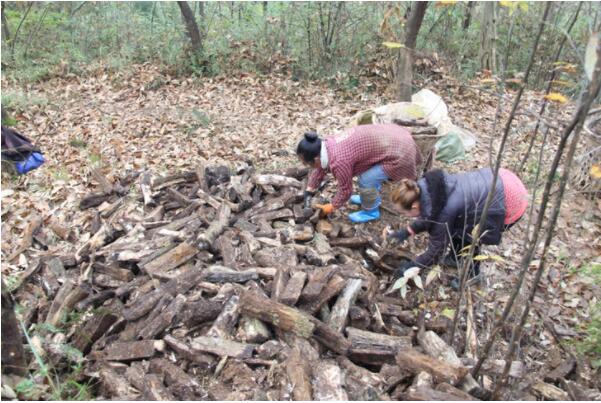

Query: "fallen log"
(190, 336), (255, 359)
(280, 271), (307, 306)
(328, 278), (363, 333)
(285, 346), (313, 400)
(93, 340), (164, 361)
(347, 327), (411, 365)
(395, 349), (469, 385)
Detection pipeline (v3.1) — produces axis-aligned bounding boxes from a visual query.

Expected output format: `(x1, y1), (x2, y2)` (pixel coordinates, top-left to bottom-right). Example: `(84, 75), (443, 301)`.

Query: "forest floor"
(1, 63), (600, 399)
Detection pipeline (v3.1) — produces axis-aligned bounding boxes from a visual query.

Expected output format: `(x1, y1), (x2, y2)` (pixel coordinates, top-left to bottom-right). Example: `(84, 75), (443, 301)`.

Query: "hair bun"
(304, 132), (319, 143)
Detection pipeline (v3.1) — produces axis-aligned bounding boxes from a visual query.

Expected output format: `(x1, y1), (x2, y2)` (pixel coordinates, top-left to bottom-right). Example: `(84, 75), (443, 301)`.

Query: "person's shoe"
(349, 194), (362, 205)
(348, 209), (380, 223)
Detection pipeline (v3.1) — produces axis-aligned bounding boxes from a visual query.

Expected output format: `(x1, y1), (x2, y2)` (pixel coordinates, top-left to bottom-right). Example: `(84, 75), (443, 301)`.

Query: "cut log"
(202, 266), (258, 283)
(45, 280), (89, 327)
(312, 360), (348, 400)
(328, 278), (363, 333)
(93, 262), (134, 282)
(435, 383), (479, 401)
(149, 358), (201, 400)
(197, 204), (231, 250)
(337, 356), (386, 400)
(7, 215), (42, 261)
(177, 298), (224, 327)
(237, 316), (272, 344)
(206, 295), (240, 339)
(271, 267), (289, 302)
(403, 386), (466, 401)
(1, 281), (27, 376)
(329, 237), (370, 248)
(139, 294), (187, 339)
(240, 291), (315, 338)
(125, 363), (175, 400)
(377, 302), (416, 325)
(80, 192), (114, 210)
(531, 382), (569, 401)
(544, 359), (576, 383)
(190, 336), (255, 359)
(250, 208), (293, 223)
(280, 271), (307, 306)
(71, 307), (119, 354)
(300, 266), (338, 302)
(417, 330), (480, 394)
(163, 335), (215, 367)
(252, 174), (302, 188)
(95, 340), (164, 361)
(347, 327), (411, 365)
(395, 349), (468, 385)
(99, 366), (139, 399)
(240, 291), (349, 355)
(285, 347), (313, 401)
(139, 172), (155, 207)
(141, 241), (198, 277)
(299, 274), (346, 315)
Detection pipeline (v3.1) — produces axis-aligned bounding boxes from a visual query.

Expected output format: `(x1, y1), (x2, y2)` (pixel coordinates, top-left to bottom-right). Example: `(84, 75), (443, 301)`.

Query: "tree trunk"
(1, 279), (27, 376)
(478, 2), (497, 73)
(1, 2), (10, 42)
(462, 1), (474, 31)
(397, 2), (428, 101)
(177, 1), (202, 54)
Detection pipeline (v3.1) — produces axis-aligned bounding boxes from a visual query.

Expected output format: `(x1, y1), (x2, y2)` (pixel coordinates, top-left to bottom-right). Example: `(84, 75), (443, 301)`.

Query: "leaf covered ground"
(1, 63), (600, 397)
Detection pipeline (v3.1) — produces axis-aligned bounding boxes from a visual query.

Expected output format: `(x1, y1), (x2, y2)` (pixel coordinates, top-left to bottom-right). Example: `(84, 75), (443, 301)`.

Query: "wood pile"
(8, 161), (592, 400)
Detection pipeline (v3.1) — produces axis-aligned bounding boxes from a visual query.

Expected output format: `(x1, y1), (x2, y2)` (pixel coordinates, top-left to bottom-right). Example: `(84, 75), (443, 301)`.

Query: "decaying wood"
(141, 241), (198, 276)
(7, 215), (42, 261)
(139, 294), (186, 339)
(203, 266), (258, 283)
(544, 359), (575, 383)
(149, 358), (201, 400)
(71, 306), (119, 354)
(436, 383), (480, 401)
(395, 349), (469, 385)
(237, 316), (271, 344)
(403, 386), (467, 401)
(328, 278), (363, 333)
(252, 174), (302, 188)
(531, 381), (569, 401)
(190, 336), (255, 359)
(1, 281), (27, 376)
(95, 340), (164, 361)
(312, 360), (348, 400)
(329, 237), (370, 248)
(178, 298), (224, 327)
(163, 335), (215, 367)
(206, 295), (240, 339)
(299, 274), (346, 314)
(280, 271), (307, 306)
(125, 363), (175, 400)
(300, 266), (338, 302)
(45, 280), (89, 327)
(271, 267), (289, 302)
(285, 346), (313, 400)
(240, 291), (349, 355)
(197, 204), (231, 249)
(347, 327), (411, 365)
(99, 366), (139, 399)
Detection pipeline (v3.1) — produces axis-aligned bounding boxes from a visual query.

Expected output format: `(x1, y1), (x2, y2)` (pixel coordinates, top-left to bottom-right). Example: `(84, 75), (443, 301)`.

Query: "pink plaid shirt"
(308, 124), (422, 208)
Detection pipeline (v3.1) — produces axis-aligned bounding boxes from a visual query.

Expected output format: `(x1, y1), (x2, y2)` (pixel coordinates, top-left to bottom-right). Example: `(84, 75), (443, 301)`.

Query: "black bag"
(1, 126), (45, 174)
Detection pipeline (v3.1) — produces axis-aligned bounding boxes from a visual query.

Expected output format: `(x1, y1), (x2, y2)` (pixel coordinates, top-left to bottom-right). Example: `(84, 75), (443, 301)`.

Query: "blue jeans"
(358, 164), (389, 210)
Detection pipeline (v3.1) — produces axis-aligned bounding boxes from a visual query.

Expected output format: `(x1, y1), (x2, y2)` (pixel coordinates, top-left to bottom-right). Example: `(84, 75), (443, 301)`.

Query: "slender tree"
(177, 1), (202, 54)
(1, 2), (10, 42)
(398, 1), (428, 101)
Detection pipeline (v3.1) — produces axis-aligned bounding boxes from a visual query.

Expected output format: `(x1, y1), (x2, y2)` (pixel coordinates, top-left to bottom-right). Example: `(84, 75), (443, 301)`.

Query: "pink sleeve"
(308, 167), (326, 190)
(331, 164), (353, 208)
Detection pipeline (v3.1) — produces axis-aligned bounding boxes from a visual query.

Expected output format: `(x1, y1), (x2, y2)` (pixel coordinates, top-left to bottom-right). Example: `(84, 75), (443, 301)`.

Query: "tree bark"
(398, 2), (428, 101)
(478, 2), (497, 73)
(1, 2), (10, 42)
(462, 1), (474, 31)
(177, 1), (202, 53)
(1, 279), (27, 376)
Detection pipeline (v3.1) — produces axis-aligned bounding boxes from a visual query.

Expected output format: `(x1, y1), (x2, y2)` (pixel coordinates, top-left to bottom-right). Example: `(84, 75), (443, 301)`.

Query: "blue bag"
(15, 152), (45, 174)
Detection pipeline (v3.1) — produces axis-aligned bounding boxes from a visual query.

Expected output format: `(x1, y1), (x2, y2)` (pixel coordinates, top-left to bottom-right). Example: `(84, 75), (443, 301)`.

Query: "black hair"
(296, 132), (322, 163)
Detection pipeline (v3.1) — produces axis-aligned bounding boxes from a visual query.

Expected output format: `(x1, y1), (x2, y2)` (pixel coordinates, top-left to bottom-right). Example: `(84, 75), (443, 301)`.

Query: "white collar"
(320, 141), (329, 169)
